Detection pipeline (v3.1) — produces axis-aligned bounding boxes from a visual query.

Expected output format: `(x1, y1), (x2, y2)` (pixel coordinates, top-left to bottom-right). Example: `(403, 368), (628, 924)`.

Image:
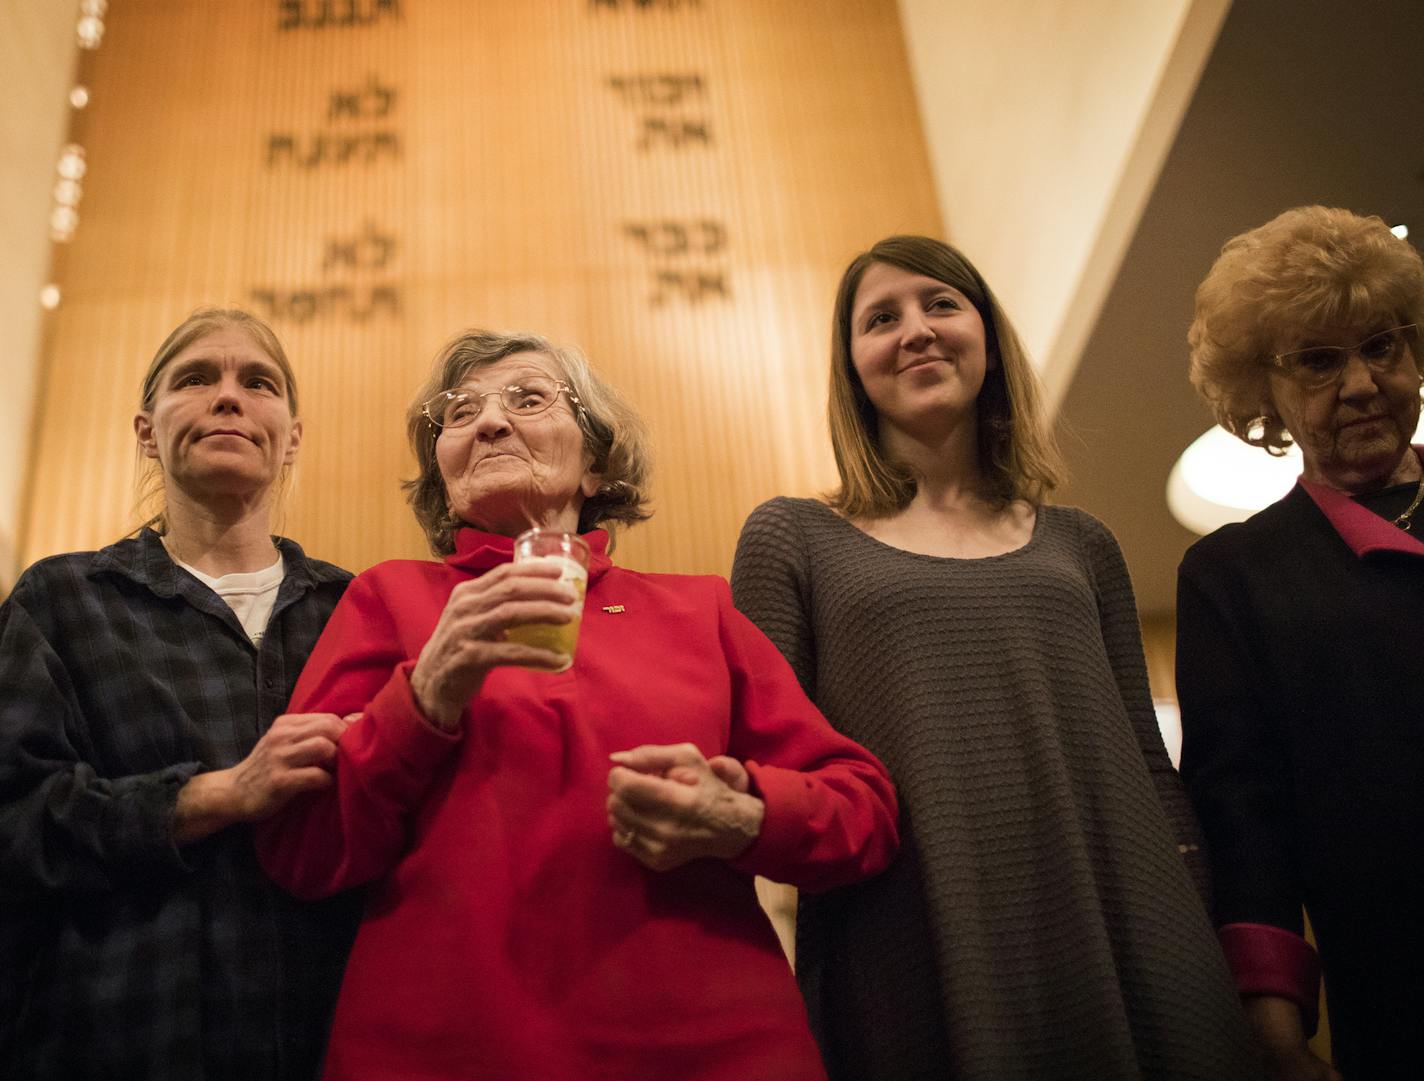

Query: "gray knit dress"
(731, 497), (1261, 1081)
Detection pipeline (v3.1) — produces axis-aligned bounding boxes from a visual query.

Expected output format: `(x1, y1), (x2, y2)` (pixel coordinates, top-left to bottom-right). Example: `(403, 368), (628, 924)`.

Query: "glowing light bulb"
(1168, 418), (1424, 535)
(57, 145), (87, 181)
(50, 206), (79, 238)
(54, 178), (82, 207)
(77, 14), (104, 49)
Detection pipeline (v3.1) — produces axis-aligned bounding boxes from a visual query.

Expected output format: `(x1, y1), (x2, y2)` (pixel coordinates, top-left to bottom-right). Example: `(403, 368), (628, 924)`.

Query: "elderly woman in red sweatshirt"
(256, 329), (898, 1081)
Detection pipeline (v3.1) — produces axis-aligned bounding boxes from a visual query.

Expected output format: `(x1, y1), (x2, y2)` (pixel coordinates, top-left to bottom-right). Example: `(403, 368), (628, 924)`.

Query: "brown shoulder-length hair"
(826, 235), (1062, 518)
(133, 307), (299, 534)
(404, 329), (652, 556)
(1189, 205), (1424, 453)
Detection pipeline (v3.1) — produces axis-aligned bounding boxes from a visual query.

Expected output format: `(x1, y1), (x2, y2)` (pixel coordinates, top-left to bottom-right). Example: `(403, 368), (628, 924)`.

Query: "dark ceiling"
(1055, 0), (1424, 614)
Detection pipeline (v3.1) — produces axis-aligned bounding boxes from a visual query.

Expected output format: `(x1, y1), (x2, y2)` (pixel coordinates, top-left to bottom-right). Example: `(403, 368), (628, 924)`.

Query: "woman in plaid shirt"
(0, 309), (360, 1081)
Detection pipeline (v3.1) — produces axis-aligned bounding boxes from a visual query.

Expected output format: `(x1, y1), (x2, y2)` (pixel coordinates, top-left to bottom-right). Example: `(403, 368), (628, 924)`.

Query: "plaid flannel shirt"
(0, 530), (361, 1081)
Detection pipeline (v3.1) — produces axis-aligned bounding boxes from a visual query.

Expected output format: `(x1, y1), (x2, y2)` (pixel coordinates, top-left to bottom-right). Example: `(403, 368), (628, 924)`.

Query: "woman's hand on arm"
(605, 743), (765, 872)
(409, 562), (579, 729)
(1242, 995), (1341, 1081)
(172, 712), (358, 844)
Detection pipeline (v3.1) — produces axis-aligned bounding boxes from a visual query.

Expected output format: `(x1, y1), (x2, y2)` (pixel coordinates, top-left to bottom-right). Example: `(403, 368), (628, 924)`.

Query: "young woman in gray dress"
(731, 236), (1261, 1081)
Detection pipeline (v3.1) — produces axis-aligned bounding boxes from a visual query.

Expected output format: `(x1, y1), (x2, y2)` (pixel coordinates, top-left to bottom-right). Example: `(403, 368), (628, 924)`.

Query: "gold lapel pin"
(601, 604), (626, 614)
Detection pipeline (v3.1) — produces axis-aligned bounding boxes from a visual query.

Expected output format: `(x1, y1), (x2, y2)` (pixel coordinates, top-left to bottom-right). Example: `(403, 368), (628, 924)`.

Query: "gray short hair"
(404, 329), (652, 555)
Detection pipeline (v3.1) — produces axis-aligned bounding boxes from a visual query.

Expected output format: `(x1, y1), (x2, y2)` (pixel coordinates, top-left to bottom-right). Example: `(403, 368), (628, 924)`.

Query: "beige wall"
(0, 0), (80, 591)
(11, 2), (1237, 587)
(20, 1), (940, 579)
(897, 0), (1229, 405)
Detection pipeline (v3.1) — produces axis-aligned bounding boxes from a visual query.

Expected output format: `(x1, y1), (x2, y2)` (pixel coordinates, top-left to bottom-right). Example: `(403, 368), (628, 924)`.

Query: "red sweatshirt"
(256, 528), (899, 1081)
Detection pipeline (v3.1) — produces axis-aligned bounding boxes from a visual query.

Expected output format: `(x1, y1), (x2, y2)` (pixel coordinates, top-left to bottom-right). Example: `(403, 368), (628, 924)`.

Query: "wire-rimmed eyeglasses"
(1271, 324), (1418, 390)
(421, 378), (585, 430)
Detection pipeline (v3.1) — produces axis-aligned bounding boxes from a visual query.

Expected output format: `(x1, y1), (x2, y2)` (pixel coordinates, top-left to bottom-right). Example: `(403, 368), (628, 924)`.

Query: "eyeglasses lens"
(1281, 327), (1413, 388)
(426, 379), (562, 428)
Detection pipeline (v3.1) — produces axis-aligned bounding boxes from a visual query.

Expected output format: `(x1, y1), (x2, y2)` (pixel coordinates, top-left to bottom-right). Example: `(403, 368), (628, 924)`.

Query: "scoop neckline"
(806, 497), (1049, 564)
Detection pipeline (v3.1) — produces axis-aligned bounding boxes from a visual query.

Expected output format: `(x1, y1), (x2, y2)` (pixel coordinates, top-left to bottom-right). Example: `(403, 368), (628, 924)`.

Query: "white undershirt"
(177, 553), (286, 645)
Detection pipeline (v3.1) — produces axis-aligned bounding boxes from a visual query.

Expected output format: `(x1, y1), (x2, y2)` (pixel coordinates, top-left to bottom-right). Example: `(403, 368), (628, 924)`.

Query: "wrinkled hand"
(606, 743), (764, 872)
(174, 712), (358, 844)
(707, 754), (750, 793)
(1261, 1048), (1342, 1081)
(1244, 996), (1342, 1081)
(227, 712), (357, 818)
(410, 561), (579, 729)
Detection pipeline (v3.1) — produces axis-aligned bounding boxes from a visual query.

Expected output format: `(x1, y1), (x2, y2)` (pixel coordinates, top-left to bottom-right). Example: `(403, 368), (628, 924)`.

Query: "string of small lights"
(41, 0), (106, 310)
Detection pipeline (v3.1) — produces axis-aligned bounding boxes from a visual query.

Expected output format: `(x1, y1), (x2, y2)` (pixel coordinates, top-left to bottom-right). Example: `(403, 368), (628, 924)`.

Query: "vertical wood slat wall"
(22, 0), (942, 577)
(1139, 613), (1177, 704)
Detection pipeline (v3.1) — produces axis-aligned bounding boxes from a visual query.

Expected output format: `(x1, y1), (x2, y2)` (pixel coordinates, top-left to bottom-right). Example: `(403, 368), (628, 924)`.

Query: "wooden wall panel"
(23, 0), (941, 577)
(0, 0), (80, 592)
(1139, 612), (1177, 704)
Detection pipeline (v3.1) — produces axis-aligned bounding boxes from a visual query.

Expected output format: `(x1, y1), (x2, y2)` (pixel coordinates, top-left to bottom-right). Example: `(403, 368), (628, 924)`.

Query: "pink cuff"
(1218, 922), (1321, 1035)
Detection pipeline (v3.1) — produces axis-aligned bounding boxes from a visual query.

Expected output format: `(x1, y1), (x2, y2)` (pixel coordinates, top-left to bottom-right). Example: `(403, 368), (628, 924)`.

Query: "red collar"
(1297, 446), (1424, 559)
(446, 527), (614, 581)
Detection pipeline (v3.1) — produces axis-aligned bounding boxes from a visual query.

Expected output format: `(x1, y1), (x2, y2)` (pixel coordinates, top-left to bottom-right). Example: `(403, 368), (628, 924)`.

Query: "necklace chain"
(1392, 481), (1424, 531)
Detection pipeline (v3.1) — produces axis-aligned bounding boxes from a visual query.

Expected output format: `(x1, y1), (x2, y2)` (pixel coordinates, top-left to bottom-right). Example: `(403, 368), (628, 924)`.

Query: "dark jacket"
(1178, 476), (1424, 1079)
(0, 530), (361, 1081)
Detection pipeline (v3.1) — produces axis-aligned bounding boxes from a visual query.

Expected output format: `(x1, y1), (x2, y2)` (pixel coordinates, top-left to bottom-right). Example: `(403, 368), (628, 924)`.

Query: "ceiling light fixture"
(1168, 417), (1424, 535)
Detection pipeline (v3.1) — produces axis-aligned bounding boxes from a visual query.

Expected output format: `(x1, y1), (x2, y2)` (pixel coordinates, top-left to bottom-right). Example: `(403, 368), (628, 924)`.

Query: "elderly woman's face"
(1266, 323), (1422, 491)
(435, 352), (599, 536)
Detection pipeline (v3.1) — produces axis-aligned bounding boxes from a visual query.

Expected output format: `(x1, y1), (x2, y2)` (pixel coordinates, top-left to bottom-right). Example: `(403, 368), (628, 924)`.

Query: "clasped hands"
(182, 720), (766, 878)
(405, 566), (769, 872)
(173, 710), (361, 844)
(606, 743), (765, 872)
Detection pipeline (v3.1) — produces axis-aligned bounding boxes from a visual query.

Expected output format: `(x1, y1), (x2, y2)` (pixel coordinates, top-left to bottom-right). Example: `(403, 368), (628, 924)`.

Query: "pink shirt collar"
(447, 527), (615, 581)
(1297, 446), (1424, 559)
